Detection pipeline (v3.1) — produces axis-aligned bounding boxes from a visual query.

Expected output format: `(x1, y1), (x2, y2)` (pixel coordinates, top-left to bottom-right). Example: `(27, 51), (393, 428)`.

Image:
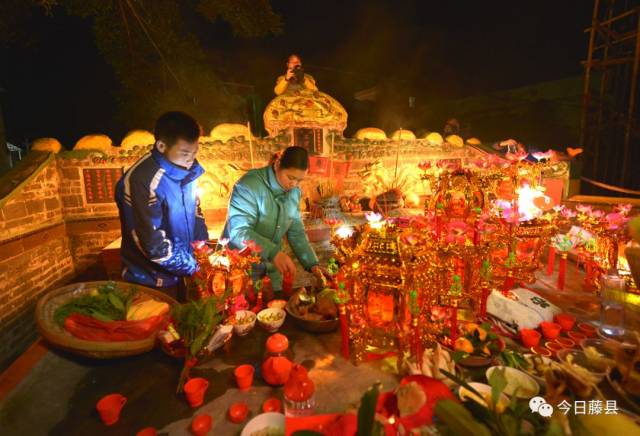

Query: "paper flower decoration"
(552, 234), (574, 252)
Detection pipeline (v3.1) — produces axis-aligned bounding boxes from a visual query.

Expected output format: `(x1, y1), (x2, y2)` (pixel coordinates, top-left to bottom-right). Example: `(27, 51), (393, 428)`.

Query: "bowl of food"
(580, 338), (620, 372)
(233, 310), (257, 337)
(240, 412), (285, 436)
(285, 288), (339, 333)
(485, 366), (540, 399)
(458, 382), (509, 411)
(257, 308), (286, 332)
(556, 348), (608, 384)
(523, 353), (557, 387)
(267, 299), (287, 310)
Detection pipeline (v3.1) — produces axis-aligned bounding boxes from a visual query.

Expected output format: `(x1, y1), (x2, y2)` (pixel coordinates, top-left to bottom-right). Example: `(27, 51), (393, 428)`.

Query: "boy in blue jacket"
(115, 111), (208, 298)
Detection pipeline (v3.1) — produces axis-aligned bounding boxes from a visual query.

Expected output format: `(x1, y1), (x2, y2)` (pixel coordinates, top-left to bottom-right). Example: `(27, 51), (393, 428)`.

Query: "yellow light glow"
(516, 184), (548, 221)
(335, 225), (354, 239)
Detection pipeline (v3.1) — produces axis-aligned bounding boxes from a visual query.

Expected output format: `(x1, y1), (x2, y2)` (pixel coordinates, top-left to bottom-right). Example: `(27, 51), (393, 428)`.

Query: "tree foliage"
(1, 0), (281, 132)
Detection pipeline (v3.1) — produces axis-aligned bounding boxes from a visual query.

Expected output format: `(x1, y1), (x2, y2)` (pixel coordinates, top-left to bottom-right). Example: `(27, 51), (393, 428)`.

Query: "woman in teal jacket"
(221, 146), (327, 291)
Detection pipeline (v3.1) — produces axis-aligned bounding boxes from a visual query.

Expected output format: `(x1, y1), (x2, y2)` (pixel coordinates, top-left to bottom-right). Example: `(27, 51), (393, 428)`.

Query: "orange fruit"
(454, 337), (473, 354)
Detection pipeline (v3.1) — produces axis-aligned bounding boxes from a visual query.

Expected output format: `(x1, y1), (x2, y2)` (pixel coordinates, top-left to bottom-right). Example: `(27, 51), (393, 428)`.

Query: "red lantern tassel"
(546, 247), (556, 276)
(501, 270), (515, 294)
(338, 304), (349, 359)
(558, 253), (568, 291)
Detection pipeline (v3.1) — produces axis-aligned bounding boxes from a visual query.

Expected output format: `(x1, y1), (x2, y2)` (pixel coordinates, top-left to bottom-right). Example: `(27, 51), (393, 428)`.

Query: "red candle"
(282, 272), (294, 297)
(557, 253), (568, 291)
(338, 304), (349, 359)
(450, 307), (458, 342)
(480, 283), (489, 317)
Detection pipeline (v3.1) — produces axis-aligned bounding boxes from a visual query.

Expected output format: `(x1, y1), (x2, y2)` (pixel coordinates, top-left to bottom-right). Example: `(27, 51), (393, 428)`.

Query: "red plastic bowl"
(228, 402), (249, 424)
(262, 397), (282, 413)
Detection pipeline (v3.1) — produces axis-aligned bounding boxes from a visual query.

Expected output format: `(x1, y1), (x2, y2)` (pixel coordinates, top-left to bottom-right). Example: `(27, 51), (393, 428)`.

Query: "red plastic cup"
(531, 345), (552, 358)
(184, 377), (209, 408)
(554, 337), (575, 349)
(262, 397), (282, 413)
(577, 322), (596, 337)
(545, 341), (564, 357)
(282, 273), (294, 297)
(554, 313), (576, 332)
(191, 413), (212, 436)
(136, 427), (157, 436)
(228, 402), (249, 424)
(96, 393), (127, 426)
(234, 364), (255, 391)
(519, 328), (542, 348)
(540, 321), (562, 340)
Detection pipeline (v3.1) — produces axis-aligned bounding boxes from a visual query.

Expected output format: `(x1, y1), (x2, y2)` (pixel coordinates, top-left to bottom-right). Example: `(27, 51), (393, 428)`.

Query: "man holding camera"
(274, 54), (318, 95)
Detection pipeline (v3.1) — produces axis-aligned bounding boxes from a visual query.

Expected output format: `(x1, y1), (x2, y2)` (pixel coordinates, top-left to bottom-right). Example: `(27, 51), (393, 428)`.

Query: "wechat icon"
(529, 396), (554, 417)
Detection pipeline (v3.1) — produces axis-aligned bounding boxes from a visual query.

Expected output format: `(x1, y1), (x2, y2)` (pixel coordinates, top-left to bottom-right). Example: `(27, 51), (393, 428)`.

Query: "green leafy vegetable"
(54, 281), (137, 325)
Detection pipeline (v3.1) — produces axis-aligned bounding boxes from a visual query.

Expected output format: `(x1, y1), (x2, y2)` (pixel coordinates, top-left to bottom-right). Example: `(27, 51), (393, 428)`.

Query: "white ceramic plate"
(240, 412), (285, 436)
(486, 366), (540, 399)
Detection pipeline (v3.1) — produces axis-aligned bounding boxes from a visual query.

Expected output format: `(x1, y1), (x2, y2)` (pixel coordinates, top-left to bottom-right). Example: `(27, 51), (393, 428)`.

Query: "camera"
(289, 64), (305, 84)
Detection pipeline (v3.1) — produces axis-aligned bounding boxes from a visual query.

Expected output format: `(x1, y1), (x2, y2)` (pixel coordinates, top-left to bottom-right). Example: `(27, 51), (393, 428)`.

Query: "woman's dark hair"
(154, 111), (202, 147)
(278, 146), (309, 170)
(288, 53), (302, 63)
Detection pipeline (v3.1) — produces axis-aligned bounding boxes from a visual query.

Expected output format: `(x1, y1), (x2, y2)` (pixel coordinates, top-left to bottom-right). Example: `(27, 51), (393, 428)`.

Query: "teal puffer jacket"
(221, 165), (318, 290)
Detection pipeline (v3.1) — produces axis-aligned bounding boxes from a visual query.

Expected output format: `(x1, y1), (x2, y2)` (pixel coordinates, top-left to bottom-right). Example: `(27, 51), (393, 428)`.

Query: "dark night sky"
(0, 0), (593, 145)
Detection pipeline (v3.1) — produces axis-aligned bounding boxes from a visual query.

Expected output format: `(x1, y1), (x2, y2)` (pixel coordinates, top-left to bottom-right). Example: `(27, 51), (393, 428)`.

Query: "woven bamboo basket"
(36, 281), (176, 359)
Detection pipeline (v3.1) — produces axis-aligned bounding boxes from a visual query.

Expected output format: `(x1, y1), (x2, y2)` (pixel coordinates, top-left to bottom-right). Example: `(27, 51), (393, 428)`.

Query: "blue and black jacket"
(115, 148), (208, 288)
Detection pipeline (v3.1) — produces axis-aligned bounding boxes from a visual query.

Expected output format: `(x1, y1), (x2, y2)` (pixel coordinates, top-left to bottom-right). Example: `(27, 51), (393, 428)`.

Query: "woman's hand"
(273, 251), (296, 277)
(310, 265), (332, 288)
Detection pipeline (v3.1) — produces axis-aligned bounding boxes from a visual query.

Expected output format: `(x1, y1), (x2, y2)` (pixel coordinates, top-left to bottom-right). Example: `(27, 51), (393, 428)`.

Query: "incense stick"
(247, 121), (254, 168)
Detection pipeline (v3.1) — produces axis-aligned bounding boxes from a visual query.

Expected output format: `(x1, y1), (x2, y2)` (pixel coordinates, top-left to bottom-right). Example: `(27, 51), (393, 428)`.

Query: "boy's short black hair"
(154, 111), (202, 147)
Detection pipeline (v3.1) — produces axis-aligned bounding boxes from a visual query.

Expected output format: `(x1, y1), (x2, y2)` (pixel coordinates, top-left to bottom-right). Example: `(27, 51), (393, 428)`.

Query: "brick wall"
(0, 224), (74, 370)
(0, 156), (64, 241)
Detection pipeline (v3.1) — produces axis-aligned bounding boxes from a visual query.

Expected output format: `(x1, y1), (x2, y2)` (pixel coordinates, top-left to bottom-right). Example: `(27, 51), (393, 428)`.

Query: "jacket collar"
(151, 148), (204, 183)
(266, 164), (286, 197)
